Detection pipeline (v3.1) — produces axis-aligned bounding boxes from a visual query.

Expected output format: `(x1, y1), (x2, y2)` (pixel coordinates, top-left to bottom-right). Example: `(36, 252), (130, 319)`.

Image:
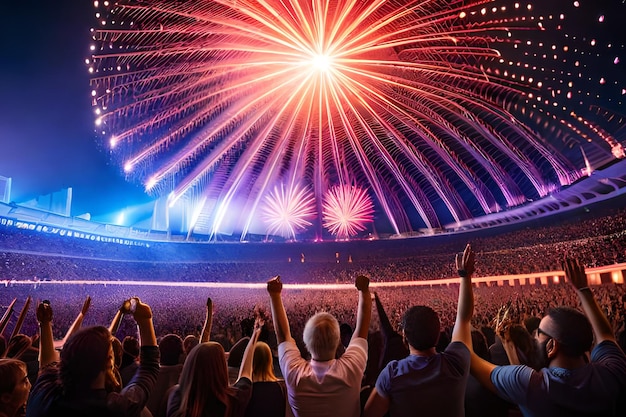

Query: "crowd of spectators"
(1, 199), (626, 416)
(1, 203), (625, 285)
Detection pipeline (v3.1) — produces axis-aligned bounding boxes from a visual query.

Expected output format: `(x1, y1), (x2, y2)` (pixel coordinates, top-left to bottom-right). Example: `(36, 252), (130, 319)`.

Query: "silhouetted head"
(60, 326), (119, 395)
(402, 306), (440, 351)
(159, 334), (183, 366)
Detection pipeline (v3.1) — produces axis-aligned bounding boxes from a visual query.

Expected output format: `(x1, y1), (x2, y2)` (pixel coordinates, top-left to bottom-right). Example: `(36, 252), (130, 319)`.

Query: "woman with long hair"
(166, 314), (259, 417)
(244, 340), (287, 417)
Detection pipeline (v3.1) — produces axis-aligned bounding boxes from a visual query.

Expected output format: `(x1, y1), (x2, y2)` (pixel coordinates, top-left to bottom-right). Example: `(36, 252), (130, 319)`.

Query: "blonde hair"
(177, 342), (231, 417)
(252, 342), (277, 382)
(303, 312), (340, 361)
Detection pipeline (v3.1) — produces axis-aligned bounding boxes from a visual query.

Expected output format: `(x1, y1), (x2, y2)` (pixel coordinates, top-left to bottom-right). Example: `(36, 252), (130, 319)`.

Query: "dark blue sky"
(0, 1), (150, 217)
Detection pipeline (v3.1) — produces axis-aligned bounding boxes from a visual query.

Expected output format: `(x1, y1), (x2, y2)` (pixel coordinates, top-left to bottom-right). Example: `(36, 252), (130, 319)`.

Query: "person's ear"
(546, 338), (558, 358)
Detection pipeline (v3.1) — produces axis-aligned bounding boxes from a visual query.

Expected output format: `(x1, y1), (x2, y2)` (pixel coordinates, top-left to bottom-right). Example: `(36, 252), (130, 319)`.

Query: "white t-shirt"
(278, 337), (368, 417)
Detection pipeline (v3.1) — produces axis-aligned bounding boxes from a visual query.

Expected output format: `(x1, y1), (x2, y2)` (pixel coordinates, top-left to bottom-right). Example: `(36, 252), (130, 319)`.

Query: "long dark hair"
(59, 326), (120, 396)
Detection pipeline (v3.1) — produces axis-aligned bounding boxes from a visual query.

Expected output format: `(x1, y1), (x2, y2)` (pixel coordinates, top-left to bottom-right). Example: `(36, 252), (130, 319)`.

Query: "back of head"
(159, 334), (183, 366)
(402, 306), (440, 351)
(6, 335), (31, 360)
(546, 307), (593, 358)
(179, 342), (229, 415)
(60, 326), (113, 395)
(252, 341), (276, 382)
(303, 312), (340, 361)
(508, 324), (540, 368)
(340, 323), (353, 347)
(0, 358), (26, 395)
(183, 335), (199, 356)
(524, 316), (541, 336)
(471, 330), (490, 361)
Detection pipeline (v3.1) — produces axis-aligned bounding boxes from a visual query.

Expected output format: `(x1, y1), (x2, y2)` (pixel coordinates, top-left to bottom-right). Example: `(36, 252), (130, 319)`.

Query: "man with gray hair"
(267, 274), (371, 417)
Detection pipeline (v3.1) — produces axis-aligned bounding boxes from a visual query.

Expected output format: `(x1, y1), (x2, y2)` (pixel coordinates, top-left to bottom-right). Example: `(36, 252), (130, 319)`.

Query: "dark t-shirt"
(167, 377), (252, 417)
(244, 380), (286, 417)
(375, 341), (470, 417)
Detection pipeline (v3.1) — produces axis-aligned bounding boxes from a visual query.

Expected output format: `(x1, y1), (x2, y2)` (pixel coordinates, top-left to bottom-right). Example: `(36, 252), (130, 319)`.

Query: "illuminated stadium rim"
(5, 261), (624, 289)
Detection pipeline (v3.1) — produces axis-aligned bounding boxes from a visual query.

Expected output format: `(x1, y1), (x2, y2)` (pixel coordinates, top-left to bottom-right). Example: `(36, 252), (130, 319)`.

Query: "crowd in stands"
(1, 204), (625, 285)
(1, 246), (625, 417)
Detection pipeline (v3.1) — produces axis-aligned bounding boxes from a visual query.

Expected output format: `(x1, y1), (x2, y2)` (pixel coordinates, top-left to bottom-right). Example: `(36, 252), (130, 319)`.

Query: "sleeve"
(231, 378), (253, 416)
(490, 364), (534, 405)
(591, 340), (626, 386)
(374, 361), (394, 399)
(108, 345), (161, 416)
(342, 337), (368, 373)
(443, 341), (471, 376)
(278, 340), (306, 386)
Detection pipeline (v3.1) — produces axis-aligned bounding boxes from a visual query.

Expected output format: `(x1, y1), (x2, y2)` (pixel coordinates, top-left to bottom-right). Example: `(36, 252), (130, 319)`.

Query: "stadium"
(1, 1), (626, 416)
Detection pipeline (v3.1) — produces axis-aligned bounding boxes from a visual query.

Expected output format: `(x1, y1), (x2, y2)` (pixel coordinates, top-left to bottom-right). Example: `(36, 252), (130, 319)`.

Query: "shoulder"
(166, 385), (182, 417)
(444, 341), (470, 356)
(347, 336), (368, 352)
(490, 364), (536, 404)
(592, 340), (626, 361)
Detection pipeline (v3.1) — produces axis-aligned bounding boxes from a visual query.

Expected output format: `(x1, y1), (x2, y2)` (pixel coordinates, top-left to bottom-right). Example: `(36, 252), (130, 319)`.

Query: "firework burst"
(322, 185), (374, 239)
(261, 182), (316, 240)
(89, 0), (624, 239)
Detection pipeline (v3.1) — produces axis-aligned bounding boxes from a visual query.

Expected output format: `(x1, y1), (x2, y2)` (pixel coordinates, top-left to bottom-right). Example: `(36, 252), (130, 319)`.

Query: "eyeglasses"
(537, 327), (554, 339)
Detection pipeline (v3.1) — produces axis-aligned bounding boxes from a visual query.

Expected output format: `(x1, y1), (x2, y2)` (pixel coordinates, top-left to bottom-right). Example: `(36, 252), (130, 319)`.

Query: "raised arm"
(353, 275), (372, 340)
(62, 296), (91, 345)
(238, 318), (262, 381)
(200, 297), (214, 343)
(36, 301), (58, 369)
(267, 276), (293, 344)
(563, 257), (615, 344)
(109, 301), (125, 336)
(451, 244), (475, 348)
(10, 296), (31, 339)
(0, 298), (17, 336)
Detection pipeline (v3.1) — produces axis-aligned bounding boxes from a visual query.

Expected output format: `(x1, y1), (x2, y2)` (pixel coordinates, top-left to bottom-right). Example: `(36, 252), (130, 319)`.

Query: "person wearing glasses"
(469, 257), (626, 417)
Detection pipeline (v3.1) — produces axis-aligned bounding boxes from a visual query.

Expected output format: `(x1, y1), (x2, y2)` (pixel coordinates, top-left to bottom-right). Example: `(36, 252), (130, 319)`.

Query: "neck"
(409, 346), (437, 356)
(549, 354), (588, 370)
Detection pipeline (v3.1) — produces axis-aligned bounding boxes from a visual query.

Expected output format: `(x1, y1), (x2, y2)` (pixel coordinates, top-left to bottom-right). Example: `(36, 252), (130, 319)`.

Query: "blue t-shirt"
(375, 341), (470, 417)
(491, 340), (626, 417)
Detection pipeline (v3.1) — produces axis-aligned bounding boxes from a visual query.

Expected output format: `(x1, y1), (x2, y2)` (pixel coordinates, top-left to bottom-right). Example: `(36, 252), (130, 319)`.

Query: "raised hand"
(132, 298), (153, 321)
(81, 296), (91, 315)
(563, 257), (589, 290)
(355, 275), (370, 292)
(267, 275), (283, 294)
(37, 301), (53, 324)
(455, 243), (475, 277)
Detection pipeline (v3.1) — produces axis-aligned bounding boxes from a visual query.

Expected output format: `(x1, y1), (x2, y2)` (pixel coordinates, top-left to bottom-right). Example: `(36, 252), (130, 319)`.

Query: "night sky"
(1, 1), (625, 225)
(0, 1), (150, 218)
